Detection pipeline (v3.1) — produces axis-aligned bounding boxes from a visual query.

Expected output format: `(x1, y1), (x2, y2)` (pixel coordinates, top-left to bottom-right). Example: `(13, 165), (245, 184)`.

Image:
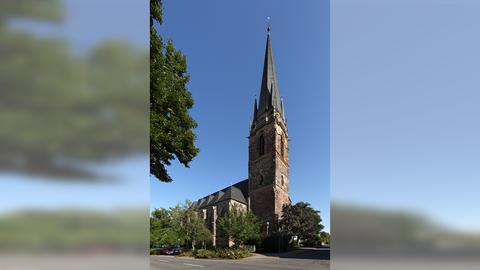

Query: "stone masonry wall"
(249, 108), (290, 234)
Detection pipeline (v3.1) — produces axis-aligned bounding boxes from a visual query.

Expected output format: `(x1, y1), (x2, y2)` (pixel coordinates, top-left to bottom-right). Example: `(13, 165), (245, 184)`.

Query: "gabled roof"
(193, 179), (249, 209)
(197, 198), (207, 208)
(221, 186), (247, 204)
(205, 194), (215, 206)
(231, 179), (249, 200)
(213, 191), (225, 203)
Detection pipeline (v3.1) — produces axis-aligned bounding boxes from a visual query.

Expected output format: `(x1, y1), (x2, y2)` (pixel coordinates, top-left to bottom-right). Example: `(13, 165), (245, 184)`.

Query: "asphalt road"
(150, 247), (330, 270)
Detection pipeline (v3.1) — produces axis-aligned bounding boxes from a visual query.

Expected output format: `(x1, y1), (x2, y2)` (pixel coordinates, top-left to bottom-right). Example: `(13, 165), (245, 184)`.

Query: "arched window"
(280, 135), (285, 158)
(281, 175), (285, 186)
(260, 175), (264, 185)
(259, 135), (265, 156)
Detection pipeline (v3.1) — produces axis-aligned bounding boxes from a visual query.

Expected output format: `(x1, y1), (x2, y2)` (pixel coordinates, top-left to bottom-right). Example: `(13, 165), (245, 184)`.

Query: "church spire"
(253, 96), (258, 120)
(257, 26), (282, 117)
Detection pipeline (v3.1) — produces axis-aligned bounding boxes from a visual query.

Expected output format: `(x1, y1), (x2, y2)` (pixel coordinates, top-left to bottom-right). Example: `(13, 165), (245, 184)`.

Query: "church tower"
(248, 27), (290, 234)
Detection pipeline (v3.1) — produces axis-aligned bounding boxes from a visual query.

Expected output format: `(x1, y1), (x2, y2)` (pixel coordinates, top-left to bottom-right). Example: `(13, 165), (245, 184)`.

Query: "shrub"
(216, 248), (251, 259)
(237, 248), (251, 258)
(150, 248), (163, 255)
(195, 249), (217, 259)
(178, 250), (194, 257)
(180, 248), (252, 259)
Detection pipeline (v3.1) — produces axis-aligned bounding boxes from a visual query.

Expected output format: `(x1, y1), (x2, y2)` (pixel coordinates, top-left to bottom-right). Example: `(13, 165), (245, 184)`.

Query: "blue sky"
(1, 0), (149, 212)
(150, 0), (330, 232)
(332, 0), (480, 233)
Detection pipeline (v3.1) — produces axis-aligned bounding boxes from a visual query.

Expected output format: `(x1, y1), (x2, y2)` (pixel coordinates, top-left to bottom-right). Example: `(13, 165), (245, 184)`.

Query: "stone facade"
(191, 28), (290, 247)
(249, 108), (290, 234)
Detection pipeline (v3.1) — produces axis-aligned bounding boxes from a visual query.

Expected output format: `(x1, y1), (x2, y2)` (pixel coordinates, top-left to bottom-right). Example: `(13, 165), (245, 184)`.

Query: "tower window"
(259, 135), (265, 156)
(280, 135), (285, 158)
(260, 175), (264, 185)
(281, 175), (285, 186)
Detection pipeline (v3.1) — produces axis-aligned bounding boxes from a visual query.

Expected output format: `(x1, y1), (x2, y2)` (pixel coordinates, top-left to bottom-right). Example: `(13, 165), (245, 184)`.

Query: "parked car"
(169, 245), (183, 255)
(161, 245), (173, 255)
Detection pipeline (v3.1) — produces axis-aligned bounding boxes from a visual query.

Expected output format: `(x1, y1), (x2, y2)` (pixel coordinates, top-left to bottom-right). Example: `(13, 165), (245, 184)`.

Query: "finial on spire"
(267, 16), (271, 34)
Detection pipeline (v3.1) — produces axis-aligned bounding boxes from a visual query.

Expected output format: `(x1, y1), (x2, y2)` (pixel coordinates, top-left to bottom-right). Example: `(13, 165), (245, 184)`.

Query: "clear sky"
(1, 0), (149, 212)
(332, 0), (480, 233)
(150, 0), (331, 232)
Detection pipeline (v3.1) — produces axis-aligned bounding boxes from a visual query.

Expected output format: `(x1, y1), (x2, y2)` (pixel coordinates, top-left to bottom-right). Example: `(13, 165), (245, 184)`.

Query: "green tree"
(320, 231), (330, 245)
(150, 208), (179, 246)
(150, 203), (211, 250)
(170, 201), (211, 251)
(218, 206), (261, 247)
(280, 202), (324, 246)
(150, 0), (199, 182)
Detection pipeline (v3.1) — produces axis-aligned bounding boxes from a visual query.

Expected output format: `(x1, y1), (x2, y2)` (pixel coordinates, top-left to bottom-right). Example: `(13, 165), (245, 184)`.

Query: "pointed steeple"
(257, 27), (282, 116)
(253, 96), (258, 120)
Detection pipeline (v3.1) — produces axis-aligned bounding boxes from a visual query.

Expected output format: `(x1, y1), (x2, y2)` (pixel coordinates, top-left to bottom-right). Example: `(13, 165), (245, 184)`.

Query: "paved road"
(150, 248), (330, 270)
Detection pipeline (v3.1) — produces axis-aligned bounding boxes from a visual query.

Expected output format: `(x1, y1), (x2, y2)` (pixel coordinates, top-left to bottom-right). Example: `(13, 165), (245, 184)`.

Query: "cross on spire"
(267, 16), (271, 34)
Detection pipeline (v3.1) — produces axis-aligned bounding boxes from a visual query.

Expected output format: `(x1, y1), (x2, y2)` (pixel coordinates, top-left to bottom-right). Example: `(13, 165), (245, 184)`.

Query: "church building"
(191, 27), (290, 248)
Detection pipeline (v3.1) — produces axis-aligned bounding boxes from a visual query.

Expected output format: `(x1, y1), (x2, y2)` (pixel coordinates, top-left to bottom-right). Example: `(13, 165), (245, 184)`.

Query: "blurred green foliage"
(0, 0), (63, 22)
(0, 0), (148, 180)
(332, 203), (480, 251)
(0, 209), (147, 252)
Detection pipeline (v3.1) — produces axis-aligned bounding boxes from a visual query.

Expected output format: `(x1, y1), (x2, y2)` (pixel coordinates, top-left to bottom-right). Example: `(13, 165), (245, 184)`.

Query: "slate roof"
(256, 28), (283, 119)
(213, 191), (225, 203)
(223, 186), (247, 204)
(193, 179), (249, 209)
(197, 198), (207, 208)
(191, 200), (198, 208)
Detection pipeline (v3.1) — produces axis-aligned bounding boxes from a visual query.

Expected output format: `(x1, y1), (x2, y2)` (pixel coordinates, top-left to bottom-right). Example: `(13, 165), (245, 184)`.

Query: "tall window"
(260, 175), (264, 185)
(280, 135), (284, 158)
(259, 135), (265, 156)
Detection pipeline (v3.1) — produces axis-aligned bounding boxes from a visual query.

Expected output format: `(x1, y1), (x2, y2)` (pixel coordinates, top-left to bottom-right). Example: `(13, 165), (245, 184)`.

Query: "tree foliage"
(218, 206), (261, 247)
(150, 0), (199, 182)
(320, 231), (330, 245)
(0, 0), (149, 181)
(171, 202), (211, 250)
(150, 208), (178, 246)
(150, 201), (211, 250)
(280, 202), (324, 244)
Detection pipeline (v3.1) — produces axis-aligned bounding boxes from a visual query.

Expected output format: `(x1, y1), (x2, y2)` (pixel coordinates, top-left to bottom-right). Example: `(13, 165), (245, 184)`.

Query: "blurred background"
(3, 0), (480, 269)
(0, 0), (149, 269)
(332, 0), (480, 269)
